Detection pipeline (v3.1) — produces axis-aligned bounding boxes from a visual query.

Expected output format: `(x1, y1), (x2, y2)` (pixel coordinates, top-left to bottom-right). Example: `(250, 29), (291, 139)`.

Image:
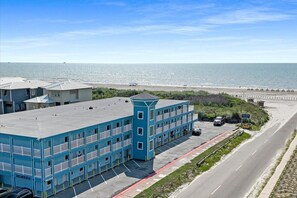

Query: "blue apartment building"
(0, 93), (198, 197)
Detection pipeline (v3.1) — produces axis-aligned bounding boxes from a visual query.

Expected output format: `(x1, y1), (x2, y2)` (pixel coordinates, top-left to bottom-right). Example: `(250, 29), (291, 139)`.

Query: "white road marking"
(87, 180), (93, 192)
(211, 185), (221, 195)
(73, 187), (77, 198)
(252, 150), (257, 156)
(132, 160), (141, 167)
(112, 168), (119, 178)
(235, 164), (242, 172)
(100, 174), (107, 184)
(123, 163), (131, 172)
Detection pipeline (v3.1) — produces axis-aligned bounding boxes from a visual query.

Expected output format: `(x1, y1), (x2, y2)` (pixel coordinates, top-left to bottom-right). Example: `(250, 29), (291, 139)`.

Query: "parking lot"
(54, 122), (235, 198)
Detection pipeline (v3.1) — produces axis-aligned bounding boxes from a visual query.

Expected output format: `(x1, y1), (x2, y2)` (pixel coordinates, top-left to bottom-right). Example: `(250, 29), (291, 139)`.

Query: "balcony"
(177, 109), (182, 115)
(100, 130), (110, 140)
(0, 143), (10, 153)
(112, 127), (122, 136)
(71, 155), (85, 167)
(156, 115), (162, 122)
(112, 142), (122, 151)
(14, 165), (32, 176)
(54, 161), (69, 174)
(156, 127), (163, 134)
(45, 167), (52, 177)
(163, 113), (170, 119)
(100, 146), (110, 155)
(163, 124), (169, 131)
(176, 120), (182, 126)
(71, 138), (84, 149)
(13, 146), (31, 156)
(53, 142), (69, 155)
(123, 138), (132, 147)
(86, 134), (98, 144)
(123, 124), (132, 132)
(189, 105), (194, 112)
(44, 148), (51, 158)
(0, 162), (11, 171)
(35, 168), (42, 178)
(170, 123), (175, 129)
(87, 150), (98, 161)
(34, 149), (41, 158)
(171, 111), (176, 117)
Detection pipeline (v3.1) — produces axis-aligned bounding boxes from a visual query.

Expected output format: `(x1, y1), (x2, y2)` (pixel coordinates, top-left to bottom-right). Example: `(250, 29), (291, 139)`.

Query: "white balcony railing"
(14, 165), (32, 176)
(164, 113), (170, 119)
(112, 142), (122, 151)
(13, 146), (31, 156)
(177, 109), (182, 115)
(123, 138), (132, 147)
(189, 105), (194, 112)
(100, 130), (110, 140)
(100, 146), (110, 155)
(35, 168), (42, 178)
(71, 155), (85, 167)
(163, 124), (169, 131)
(87, 150), (98, 161)
(44, 148), (51, 158)
(0, 143), (10, 153)
(71, 138), (84, 149)
(171, 111), (176, 117)
(124, 124), (132, 132)
(34, 149), (41, 158)
(0, 162), (11, 171)
(53, 142), (69, 155)
(112, 127), (122, 136)
(156, 127), (163, 134)
(156, 115), (162, 121)
(86, 134), (98, 144)
(170, 123), (175, 129)
(45, 167), (52, 177)
(54, 161), (69, 173)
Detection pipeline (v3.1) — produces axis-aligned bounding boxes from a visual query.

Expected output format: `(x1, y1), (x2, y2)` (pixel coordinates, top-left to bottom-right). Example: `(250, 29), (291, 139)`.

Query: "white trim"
(149, 140), (154, 151)
(137, 127), (144, 136)
(137, 111), (144, 120)
(137, 141), (143, 150)
(149, 125), (154, 137)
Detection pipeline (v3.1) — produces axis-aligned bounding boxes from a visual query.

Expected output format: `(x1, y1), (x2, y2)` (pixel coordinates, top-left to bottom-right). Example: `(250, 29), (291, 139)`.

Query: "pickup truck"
(213, 116), (225, 126)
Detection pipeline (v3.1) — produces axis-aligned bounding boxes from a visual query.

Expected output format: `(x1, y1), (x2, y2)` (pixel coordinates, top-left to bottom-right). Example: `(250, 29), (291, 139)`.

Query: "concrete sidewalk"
(114, 129), (236, 198)
(259, 132), (297, 198)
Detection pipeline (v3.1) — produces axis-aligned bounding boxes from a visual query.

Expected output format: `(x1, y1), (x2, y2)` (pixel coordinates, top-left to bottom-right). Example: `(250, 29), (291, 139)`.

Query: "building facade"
(0, 93), (197, 197)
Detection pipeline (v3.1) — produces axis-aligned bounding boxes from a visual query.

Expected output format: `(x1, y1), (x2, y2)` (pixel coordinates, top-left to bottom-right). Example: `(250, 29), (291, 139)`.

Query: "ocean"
(0, 63), (296, 89)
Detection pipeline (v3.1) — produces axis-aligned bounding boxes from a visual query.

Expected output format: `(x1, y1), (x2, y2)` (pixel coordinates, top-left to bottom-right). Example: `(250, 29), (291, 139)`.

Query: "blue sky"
(1, 0), (297, 63)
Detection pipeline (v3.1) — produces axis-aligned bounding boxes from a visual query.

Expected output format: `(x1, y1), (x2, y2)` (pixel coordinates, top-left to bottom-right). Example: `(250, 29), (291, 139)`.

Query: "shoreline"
(88, 83), (297, 100)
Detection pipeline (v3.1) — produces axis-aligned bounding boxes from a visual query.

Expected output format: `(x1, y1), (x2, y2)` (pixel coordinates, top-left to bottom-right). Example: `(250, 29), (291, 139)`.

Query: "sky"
(1, 0), (297, 63)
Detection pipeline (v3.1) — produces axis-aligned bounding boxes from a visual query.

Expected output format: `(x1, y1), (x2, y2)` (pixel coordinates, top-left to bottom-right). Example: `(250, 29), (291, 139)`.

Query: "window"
(48, 141), (51, 147)
(48, 161), (51, 166)
(105, 157), (109, 161)
(80, 167), (84, 172)
(116, 138), (120, 142)
(4, 90), (7, 96)
(137, 142), (143, 150)
(94, 128), (98, 134)
(116, 122), (120, 127)
(149, 126), (154, 136)
(65, 155), (69, 160)
(107, 141), (111, 145)
(64, 137), (68, 142)
(31, 89), (36, 96)
(149, 140), (153, 150)
(107, 125), (111, 130)
(137, 127), (143, 136)
(47, 180), (52, 185)
(95, 145), (98, 150)
(150, 109), (154, 120)
(137, 111), (143, 120)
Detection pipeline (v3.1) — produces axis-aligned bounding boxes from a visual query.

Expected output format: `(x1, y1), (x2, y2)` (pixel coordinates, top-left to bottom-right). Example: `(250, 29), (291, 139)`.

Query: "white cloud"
(204, 8), (293, 25)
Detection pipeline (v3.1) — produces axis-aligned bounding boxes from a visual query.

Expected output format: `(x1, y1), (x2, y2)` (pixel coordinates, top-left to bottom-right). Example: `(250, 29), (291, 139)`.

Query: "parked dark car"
(213, 116), (225, 126)
(0, 188), (34, 198)
(192, 127), (202, 136)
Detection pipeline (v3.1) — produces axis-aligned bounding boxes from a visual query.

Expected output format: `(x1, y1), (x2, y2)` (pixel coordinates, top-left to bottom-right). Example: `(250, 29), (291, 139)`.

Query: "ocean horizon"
(0, 62), (296, 90)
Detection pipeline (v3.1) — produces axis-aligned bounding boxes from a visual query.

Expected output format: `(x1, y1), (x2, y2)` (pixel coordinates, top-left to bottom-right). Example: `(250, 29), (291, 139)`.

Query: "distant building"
(0, 79), (50, 114)
(0, 93), (198, 197)
(41, 80), (92, 106)
(24, 94), (55, 110)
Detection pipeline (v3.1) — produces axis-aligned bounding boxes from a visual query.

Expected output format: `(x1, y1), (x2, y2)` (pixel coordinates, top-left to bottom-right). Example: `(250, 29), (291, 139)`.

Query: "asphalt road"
(175, 112), (297, 198)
